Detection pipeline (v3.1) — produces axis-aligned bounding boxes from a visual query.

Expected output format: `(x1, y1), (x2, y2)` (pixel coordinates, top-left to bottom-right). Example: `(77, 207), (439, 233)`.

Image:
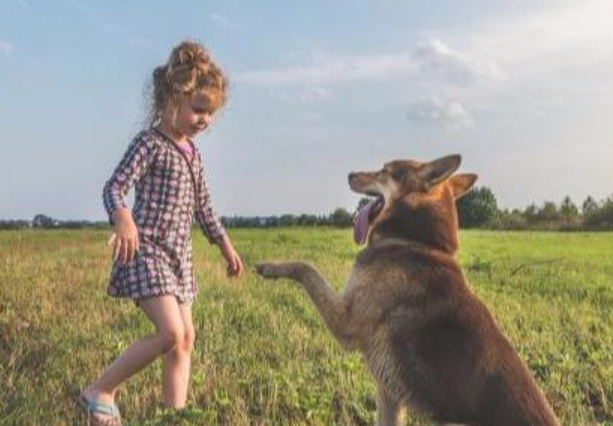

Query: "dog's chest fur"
(342, 241), (467, 400)
(343, 241), (459, 326)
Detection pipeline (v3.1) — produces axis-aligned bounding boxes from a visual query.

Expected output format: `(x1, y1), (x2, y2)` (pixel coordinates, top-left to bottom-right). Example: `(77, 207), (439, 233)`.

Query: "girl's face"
(171, 92), (219, 139)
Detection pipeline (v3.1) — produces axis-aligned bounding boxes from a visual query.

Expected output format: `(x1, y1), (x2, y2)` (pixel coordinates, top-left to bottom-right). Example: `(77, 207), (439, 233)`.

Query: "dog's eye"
(392, 169), (406, 181)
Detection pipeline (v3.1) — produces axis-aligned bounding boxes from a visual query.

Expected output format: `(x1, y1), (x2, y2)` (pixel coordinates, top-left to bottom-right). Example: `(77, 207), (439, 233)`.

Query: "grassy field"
(1, 228), (612, 426)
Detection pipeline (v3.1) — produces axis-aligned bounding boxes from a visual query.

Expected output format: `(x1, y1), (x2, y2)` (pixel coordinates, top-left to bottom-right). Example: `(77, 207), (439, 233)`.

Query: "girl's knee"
(181, 325), (196, 353)
(158, 325), (185, 353)
(161, 325), (195, 354)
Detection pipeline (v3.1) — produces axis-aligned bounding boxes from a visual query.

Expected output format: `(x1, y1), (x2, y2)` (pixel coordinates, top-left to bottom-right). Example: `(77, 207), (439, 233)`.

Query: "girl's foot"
(79, 388), (122, 426)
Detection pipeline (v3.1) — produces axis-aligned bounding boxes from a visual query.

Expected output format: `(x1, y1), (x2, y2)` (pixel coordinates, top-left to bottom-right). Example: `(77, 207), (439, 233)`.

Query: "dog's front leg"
(376, 387), (404, 426)
(256, 261), (357, 349)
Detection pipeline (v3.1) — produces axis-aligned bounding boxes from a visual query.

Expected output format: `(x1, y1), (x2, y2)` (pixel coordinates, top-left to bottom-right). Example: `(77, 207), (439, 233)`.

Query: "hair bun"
(169, 41), (211, 72)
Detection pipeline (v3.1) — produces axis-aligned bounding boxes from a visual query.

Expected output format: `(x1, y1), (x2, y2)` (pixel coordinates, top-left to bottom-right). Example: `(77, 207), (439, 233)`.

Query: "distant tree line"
(222, 208), (354, 229)
(2, 189), (613, 231)
(457, 187), (613, 230)
(0, 210), (356, 230)
(0, 215), (109, 230)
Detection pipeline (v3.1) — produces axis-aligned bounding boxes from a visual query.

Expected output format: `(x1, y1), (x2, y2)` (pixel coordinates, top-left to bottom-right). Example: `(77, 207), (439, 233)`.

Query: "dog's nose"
(348, 172), (356, 182)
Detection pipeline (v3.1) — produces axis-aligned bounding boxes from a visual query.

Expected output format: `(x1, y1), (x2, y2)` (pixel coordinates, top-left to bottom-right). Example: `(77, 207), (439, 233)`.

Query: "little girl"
(79, 40), (243, 426)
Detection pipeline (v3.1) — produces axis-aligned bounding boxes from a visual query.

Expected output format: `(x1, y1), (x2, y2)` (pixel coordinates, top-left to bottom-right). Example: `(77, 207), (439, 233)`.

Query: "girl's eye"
(192, 103), (214, 114)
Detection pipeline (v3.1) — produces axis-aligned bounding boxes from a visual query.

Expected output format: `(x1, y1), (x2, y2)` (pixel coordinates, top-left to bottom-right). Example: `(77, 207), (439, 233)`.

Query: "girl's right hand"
(107, 207), (139, 264)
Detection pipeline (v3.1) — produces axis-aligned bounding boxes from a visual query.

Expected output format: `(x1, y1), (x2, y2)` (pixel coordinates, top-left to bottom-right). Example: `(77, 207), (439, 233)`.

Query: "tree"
(297, 214), (318, 226)
(279, 214), (297, 227)
(582, 196), (599, 215)
(560, 196), (579, 218)
(456, 186), (498, 228)
(329, 208), (353, 228)
(537, 202), (559, 222)
(584, 195), (613, 229)
(524, 203), (539, 223)
(32, 214), (57, 228)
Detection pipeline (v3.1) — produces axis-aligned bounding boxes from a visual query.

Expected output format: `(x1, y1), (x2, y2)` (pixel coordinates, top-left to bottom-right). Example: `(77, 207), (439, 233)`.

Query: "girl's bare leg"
(82, 296), (185, 418)
(162, 302), (195, 408)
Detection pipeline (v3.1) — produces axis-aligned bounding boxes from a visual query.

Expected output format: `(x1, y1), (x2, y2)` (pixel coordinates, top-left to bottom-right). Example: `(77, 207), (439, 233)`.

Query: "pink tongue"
(353, 198), (381, 245)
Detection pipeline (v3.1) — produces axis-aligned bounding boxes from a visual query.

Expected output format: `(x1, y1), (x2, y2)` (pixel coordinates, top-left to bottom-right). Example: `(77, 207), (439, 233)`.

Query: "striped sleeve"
(102, 131), (158, 224)
(194, 156), (226, 244)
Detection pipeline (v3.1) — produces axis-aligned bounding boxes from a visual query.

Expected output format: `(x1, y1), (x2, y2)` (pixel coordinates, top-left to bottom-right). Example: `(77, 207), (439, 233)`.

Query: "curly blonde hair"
(147, 40), (228, 127)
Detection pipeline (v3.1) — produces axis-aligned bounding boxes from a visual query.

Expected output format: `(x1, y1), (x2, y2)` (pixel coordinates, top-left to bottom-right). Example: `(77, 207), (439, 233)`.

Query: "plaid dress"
(102, 128), (226, 303)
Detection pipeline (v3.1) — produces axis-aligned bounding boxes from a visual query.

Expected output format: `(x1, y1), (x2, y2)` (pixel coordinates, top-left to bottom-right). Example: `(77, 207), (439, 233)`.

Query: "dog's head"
(349, 154), (477, 253)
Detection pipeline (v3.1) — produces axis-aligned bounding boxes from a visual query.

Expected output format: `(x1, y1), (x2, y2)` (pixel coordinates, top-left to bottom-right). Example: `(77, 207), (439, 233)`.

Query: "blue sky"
(1, 0), (612, 220)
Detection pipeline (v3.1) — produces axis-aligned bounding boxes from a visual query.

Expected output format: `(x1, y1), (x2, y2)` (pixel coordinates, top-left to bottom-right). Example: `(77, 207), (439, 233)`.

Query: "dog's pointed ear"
(449, 173), (478, 199)
(419, 154), (462, 187)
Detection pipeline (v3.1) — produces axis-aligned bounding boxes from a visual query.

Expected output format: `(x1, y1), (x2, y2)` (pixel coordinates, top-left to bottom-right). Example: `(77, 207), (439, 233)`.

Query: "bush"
(489, 210), (528, 230)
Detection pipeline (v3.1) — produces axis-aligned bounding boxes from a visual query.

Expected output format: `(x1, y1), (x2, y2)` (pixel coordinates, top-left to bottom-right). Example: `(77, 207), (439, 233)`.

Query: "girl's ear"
(449, 173), (478, 199)
(418, 154), (462, 187)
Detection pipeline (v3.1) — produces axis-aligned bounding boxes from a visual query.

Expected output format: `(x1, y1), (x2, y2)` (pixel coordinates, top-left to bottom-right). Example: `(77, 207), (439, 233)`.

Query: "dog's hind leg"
(376, 387), (404, 426)
(256, 262), (357, 349)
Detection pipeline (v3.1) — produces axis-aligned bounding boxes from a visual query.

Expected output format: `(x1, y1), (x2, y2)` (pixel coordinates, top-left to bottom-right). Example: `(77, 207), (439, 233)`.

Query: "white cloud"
(237, 0), (613, 104)
(236, 40), (499, 89)
(406, 97), (474, 131)
(210, 13), (231, 28)
(462, 0), (613, 75)
(236, 51), (416, 86)
(413, 39), (503, 83)
(0, 40), (14, 56)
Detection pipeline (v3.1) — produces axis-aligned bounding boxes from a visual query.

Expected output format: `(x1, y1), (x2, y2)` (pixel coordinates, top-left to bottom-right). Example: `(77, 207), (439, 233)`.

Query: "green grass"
(0, 229), (612, 425)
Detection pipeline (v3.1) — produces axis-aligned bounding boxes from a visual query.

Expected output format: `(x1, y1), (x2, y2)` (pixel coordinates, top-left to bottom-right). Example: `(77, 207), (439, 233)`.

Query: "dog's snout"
(348, 172), (356, 182)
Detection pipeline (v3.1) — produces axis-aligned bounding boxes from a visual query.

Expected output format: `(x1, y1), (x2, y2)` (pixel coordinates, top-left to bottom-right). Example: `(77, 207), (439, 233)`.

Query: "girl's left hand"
(219, 235), (244, 278)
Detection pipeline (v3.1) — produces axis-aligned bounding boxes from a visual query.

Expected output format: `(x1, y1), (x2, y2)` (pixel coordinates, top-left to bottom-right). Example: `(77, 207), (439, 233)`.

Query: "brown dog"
(256, 155), (561, 426)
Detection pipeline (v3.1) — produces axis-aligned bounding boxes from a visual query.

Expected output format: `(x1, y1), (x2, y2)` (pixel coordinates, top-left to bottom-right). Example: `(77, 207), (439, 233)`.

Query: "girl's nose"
(197, 115), (212, 128)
